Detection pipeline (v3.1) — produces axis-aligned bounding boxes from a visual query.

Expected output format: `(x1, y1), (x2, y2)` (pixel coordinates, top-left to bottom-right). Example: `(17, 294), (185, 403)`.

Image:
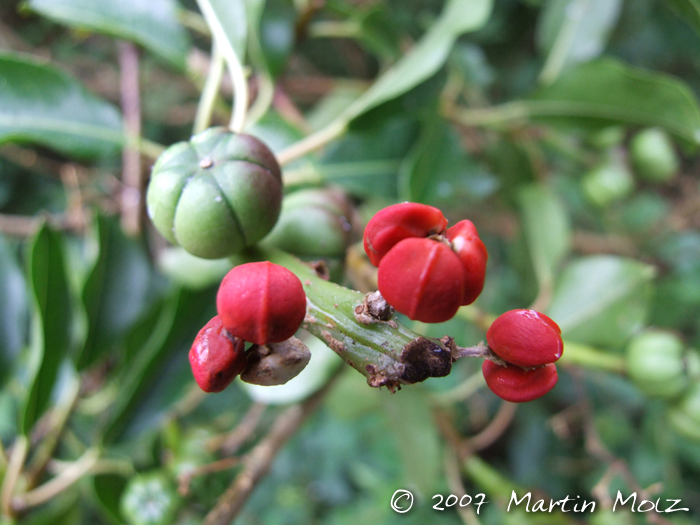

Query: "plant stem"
(13, 448), (99, 511)
(194, 42), (226, 135)
(195, 0), (249, 133)
(276, 120), (347, 166)
(1, 436), (28, 518)
(559, 341), (626, 373)
(434, 371), (487, 405)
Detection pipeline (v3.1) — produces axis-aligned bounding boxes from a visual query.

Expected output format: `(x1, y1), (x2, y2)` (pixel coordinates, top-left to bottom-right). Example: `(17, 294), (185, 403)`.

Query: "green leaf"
(0, 53), (122, 159)
(382, 386), (442, 496)
(665, 0), (700, 36)
(517, 184), (571, 292)
(528, 58), (700, 146)
(196, 0), (248, 59)
(546, 256), (656, 349)
(26, 0), (190, 68)
(399, 119), (497, 205)
(537, 0), (623, 83)
(0, 235), (28, 384)
(342, 0), (494, 122)
(102, 287), (215, 444)
(93, 473), (128, 524)
(22, 224), (74, 435)
(76, 215), (152, 370)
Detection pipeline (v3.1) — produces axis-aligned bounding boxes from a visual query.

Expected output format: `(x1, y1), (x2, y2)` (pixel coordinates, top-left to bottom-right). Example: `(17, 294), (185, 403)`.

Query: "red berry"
(189, 316), (247, 393)
(363, 202), (448, 267)
(217, 261), (307, 345)
(377, 237), (464, 323)
(486, 309), (563, 368)
(445, 220), (488, 305)
(482, 360), (558, 403)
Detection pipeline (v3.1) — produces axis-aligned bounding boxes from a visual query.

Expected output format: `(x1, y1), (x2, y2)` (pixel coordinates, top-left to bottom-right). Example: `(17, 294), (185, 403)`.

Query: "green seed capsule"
(146, 127), (282, 259)
(120, 472), (181, 525)
(582, 161), (634, 207)
(626, 330), (689, 399)
(262, 188), (355, 257)
(630, 128), (679, 183)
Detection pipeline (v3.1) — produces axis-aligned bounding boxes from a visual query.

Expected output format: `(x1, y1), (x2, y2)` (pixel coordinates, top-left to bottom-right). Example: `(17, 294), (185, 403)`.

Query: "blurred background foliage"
(1, 0), (700, 523)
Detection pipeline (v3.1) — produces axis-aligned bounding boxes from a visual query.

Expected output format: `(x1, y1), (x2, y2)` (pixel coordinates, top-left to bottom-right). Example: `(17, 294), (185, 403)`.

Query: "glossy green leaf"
(517, 184), (571, 291)
(93, 473), (128, 524)
(0, 236), (28, 384)
(76, 215), (152, 370)
(528, 59), (700, 146)
(547, 256), (655, 349)
(102, 287), (215, 444)
(399, 119), (497, 205)
(0, 53), (122, 159)
(665, 0), (700, 35)
(382, 386), (442, 496)
(196, 0), (248, 59)
(22, 224), (74, 435)
(342, 0), (494, 122)
(27, 0), (189, 68)
(538, 0), (622, 82)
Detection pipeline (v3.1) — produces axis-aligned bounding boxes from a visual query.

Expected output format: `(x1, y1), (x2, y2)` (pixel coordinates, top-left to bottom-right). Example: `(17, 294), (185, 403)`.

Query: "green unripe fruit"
(146, 127), (282, 259)
(262, 188), (355, 257)
(668, 383), (700, 441)
(587, 126), (625, 150)
(630, 128), (679, 183)
(120, 472), (181, 525)
(582, 162), (634, 207)
(626, 330), (690, 399)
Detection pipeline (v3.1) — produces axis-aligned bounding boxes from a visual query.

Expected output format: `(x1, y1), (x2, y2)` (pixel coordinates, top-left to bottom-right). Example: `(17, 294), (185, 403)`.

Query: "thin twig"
(12, 448), (99, 512)
(207, 402), (267, 456)
(203, 373), (339, 525)
(276, 119), (347, 166)
(178, 456), (242, 496)
(444, 447), (482, 525)
(1, 436), (28, 518)
(194, 41), (225, 134)
(118, 41), (143, 236)
(461, 401), (517, 455)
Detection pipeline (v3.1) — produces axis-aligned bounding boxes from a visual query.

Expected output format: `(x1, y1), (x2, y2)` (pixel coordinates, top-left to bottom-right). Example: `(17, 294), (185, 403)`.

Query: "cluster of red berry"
(363, 202), (488, 323)
(189, 262), (307, 392)
(483, 309), (563, 402)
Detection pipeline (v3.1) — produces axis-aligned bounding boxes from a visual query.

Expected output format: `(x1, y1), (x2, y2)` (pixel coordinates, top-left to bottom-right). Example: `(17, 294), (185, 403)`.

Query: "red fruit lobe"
(486, 309), (563, 368)
(377, 237), (464, 323)
(482, 360), (558, 403)
(445, 220), (488, 305)
(189, 315), (247, 393)
(363, 202), (448, 267)
(217, 261), (307, 345)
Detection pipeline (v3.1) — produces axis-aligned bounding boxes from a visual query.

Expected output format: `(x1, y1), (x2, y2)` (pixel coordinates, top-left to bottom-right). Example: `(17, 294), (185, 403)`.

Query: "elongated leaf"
(342, 0), (493, 121)
(76, 215), (152, 370)
(93, 473), (128, 524)
(27, 0), (189, 68)
(0, 53), (122, 159)
(382, 386), (442, 496)
(0, 236), (28, 384)
(517, 184), (571, 291)
(22, 224), (74, 434)
(546, 256), (655, 349)
(665, 0), (700, 35)
(196, 0), (248, 59)
(102, 287), (215, 444)
(538, 0), (622, 81)
(527, 59), (700, 146)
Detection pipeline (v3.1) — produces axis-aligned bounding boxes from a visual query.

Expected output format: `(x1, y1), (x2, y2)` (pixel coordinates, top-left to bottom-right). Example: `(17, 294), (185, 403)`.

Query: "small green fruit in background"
(120, 472), (181, 525)
(262, 187), (356, 257)
(587, 126), (625, 150)
(626, 329), (690, 399)
(629, 128), (679, 183)
(582, 160), (634, 207)
(146, 127), (282, 259)
(668, 383), (700, 441)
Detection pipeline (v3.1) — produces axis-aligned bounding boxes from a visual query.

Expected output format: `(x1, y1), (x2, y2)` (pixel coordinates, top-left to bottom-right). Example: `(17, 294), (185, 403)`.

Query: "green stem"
(277, 120), (347, 166)
(559, 340), (626, 373)
(194, 42), (226, 135)
(538, 0), (580, 85)
(255, 248), (453, 391)
(195, 0), (249, 133)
